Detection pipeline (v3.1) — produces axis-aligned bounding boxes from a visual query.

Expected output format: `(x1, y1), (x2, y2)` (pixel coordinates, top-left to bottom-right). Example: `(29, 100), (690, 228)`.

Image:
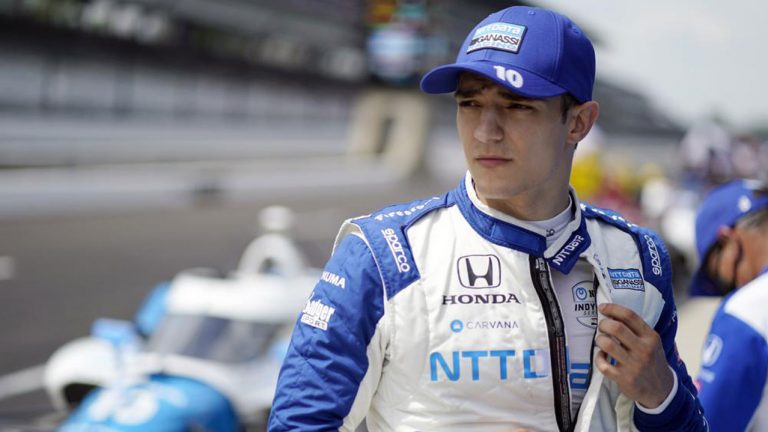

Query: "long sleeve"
(697, 307), (768, 432)
(632, 231), (709, 432)
(268, 234), (387, 431)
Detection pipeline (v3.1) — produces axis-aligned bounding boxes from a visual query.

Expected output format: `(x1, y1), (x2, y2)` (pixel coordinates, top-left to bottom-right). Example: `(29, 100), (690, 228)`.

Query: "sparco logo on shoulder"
(643, 234), (663, 276)
(381, 228), (411, 273)
(443, 293), (521, 305)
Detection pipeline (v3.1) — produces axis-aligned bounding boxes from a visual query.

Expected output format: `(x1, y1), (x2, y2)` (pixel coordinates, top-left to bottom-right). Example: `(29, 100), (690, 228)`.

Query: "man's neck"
(480, 188), (572, 221)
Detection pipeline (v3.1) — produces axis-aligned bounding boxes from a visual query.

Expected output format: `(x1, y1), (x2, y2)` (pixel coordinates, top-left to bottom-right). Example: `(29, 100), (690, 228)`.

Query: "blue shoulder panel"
(269, 235), (386, 431)
(697, 305), (768, 432)
(351, 194), (452, 300)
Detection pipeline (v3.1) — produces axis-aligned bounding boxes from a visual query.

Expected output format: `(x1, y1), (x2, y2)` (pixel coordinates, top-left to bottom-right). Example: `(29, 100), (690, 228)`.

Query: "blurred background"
(0, 0), (766, 430)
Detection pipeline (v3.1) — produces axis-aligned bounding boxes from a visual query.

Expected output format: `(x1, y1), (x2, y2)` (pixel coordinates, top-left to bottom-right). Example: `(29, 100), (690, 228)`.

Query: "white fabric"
(337, 197), (669, 431)
(634, 367), (678, 414)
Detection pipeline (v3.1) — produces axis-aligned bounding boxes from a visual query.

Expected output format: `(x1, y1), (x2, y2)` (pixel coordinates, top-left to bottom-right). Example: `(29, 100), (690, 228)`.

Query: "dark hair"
(560, 93), (579, 123)
(737, 207), (768, 231)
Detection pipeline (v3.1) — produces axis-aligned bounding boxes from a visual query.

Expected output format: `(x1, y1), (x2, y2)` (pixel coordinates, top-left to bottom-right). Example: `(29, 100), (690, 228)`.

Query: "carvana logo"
(450, 320), (464, 333)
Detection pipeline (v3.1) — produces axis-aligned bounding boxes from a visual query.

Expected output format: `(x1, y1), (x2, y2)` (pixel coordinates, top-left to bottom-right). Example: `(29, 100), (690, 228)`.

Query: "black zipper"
(529, 256), (572, 432)
(569, 275), (601, 431)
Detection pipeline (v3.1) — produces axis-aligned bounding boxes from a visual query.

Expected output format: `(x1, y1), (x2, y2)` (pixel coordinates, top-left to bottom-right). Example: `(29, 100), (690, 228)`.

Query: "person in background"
(691, 179), (768, 431)
(268, 5), (707, 431)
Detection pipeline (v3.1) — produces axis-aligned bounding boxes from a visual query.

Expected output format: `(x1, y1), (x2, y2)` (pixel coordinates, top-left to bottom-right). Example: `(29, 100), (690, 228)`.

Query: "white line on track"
(0, 364), (45, 401)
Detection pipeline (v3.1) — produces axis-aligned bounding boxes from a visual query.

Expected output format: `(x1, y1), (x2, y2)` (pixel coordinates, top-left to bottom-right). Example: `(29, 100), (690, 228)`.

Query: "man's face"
(455, 74), (576, 205)
(706, 222), (768, 293)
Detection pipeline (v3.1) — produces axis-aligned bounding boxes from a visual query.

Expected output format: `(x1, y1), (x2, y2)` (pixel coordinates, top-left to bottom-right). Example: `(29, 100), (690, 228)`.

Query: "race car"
(43, 206), (318, 430)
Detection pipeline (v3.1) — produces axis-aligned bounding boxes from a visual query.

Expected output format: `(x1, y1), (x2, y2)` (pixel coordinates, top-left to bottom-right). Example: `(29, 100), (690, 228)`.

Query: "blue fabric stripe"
(546, 215), (591, 274)
(268, 235), (385, 431)
(622, 219), (708, 430)
(353, 194), (451, 299)
(697, 309), (768, 432)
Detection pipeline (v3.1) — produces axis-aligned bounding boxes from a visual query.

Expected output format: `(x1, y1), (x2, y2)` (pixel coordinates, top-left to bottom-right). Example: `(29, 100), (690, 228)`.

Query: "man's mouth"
(475, 156), (511, 167)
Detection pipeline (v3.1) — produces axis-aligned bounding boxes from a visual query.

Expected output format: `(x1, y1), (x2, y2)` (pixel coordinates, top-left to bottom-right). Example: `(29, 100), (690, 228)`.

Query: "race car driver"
(269, 6), (708, 431)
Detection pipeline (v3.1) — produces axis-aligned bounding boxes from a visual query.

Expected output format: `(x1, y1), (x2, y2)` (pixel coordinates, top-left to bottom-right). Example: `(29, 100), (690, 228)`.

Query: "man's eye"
(507, 103), (533, 110)
(457, 100), (479, 108)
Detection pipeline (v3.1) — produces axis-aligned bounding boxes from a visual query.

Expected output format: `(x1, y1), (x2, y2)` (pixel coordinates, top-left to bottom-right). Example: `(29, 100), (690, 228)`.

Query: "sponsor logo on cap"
(467, 23), (526, 54)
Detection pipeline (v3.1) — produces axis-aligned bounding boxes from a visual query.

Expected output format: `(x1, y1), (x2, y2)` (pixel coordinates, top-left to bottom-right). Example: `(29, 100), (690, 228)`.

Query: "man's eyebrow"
(498, 92), (537, 102)
(454, 87), (538, 102)
(454, 88), (481, 99)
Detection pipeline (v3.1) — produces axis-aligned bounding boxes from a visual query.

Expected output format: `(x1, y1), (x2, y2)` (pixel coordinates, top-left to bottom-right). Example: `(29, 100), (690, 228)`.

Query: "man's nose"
(473, 107), (504, 144)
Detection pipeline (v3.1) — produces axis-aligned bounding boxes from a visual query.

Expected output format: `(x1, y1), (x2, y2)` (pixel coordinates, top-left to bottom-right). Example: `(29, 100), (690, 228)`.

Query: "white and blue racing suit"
(697, 269), (768, 431)
(269, 174), (707, 431)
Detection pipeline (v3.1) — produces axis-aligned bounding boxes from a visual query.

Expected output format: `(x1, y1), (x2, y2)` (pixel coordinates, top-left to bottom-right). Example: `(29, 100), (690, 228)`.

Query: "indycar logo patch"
(571, 280), (597, 328)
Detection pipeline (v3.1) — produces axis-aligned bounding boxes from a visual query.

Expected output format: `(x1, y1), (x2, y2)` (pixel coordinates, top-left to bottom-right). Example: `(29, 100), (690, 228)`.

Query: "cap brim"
(420, 61), (568, 100)
(688, 266), (720, 297)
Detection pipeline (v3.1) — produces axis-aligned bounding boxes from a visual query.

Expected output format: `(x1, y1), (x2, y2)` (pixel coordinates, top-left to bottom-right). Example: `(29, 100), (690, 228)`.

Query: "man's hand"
(595, 303), (674, 409)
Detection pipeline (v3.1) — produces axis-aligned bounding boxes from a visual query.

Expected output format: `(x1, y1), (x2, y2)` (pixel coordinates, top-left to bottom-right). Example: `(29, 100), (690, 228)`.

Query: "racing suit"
(697, 269), (768, 431)
(269, 174), (707, 431)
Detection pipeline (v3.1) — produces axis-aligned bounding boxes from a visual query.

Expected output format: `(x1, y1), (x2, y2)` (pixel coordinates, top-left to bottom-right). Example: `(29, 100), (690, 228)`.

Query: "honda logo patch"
(457, 255), (501, 288)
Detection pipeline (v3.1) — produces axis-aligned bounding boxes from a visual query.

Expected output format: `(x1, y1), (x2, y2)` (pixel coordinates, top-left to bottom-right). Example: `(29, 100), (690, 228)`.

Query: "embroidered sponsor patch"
(381, 228), (411, 273)
(320, 271), (346, 289)
(467, 23), (526, 54)
(571, 281), (597, 328)
(373, 197), (440, 221)
(300, 298), (336, 331)
(607, 268), (644, 291)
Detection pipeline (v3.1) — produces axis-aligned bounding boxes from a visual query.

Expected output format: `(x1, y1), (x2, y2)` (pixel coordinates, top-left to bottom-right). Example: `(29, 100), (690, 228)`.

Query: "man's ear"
(567, 101), (599, 145)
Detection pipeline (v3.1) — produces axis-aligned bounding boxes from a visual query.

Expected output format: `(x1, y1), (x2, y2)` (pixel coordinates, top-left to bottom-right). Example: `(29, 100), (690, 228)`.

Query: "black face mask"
(712, 274), (737, 296)
(708, 239), (743, 296)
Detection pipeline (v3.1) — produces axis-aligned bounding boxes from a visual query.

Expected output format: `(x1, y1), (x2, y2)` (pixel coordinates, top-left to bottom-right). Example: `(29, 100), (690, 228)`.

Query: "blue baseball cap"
(420, 6), (595, 103)
(690, 179), (768, 296)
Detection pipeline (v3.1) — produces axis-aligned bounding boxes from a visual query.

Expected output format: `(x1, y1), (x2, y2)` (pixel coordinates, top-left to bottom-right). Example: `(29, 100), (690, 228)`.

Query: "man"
(691, 180), (768, 431)
(269, 6), (707, 431)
